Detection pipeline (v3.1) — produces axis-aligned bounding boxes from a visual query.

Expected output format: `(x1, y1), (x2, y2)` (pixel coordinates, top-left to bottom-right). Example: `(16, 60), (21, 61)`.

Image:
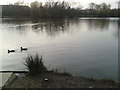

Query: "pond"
(0, 18), (119, 81)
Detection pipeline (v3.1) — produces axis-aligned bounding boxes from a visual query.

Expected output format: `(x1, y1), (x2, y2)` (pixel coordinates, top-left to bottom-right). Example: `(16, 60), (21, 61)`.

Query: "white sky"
(0, 0), (119, 9)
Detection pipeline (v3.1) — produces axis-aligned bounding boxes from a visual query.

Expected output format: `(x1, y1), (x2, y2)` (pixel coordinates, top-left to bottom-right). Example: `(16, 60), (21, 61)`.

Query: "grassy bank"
(4, 72), (118, 88)
(3, 54), (119, 88)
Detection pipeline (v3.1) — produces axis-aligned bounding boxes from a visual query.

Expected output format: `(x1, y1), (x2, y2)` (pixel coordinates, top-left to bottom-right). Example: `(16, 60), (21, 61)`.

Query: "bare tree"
(89, 3), (96, 10)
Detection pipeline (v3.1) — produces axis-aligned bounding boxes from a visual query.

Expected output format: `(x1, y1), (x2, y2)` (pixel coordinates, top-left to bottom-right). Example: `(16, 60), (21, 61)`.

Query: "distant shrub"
(25, 54), (47, 75)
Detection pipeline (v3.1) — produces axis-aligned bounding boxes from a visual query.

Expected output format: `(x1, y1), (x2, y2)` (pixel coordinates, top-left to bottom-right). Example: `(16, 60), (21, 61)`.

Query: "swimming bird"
(8, 50), (15, 53)
(20, 47), (27, 51)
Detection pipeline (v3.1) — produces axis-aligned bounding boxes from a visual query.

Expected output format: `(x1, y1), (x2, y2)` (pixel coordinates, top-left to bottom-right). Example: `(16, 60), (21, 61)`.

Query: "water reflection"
(118, 19), (120, 82)
(88, 19), (109, 31)
(29, 18), (118, 38)
(31, 19), (67, 37)
(2, 18), (118, 38)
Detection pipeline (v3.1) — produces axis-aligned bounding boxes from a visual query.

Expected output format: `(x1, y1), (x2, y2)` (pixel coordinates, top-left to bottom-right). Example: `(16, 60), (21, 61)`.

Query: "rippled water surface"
(0, 18), (119, 81)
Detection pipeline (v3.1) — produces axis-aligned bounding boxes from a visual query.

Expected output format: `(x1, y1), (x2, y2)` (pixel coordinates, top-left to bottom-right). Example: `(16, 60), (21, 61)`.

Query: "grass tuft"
(25, 54), (47, 76)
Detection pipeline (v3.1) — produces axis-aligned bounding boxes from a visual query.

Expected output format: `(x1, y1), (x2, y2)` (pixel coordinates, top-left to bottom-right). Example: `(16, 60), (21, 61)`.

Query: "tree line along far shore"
(1, 1), (120, 18)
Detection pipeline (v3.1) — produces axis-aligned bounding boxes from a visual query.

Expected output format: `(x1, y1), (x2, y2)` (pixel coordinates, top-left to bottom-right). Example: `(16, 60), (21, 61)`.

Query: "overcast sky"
(0, 0), (119, 9)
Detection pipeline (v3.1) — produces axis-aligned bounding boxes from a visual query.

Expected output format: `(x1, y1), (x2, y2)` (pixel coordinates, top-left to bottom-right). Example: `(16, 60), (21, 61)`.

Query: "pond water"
(0, 18), (119, 81)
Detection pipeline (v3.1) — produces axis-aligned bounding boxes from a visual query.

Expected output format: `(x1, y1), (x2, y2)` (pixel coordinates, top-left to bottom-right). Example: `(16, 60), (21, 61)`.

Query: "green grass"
(25, 54), (47, 76)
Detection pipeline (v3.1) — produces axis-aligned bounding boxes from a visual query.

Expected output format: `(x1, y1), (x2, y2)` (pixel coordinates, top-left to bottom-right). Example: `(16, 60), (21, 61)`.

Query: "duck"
(20, 47), (27, 51)
(8, 50), (15, 53)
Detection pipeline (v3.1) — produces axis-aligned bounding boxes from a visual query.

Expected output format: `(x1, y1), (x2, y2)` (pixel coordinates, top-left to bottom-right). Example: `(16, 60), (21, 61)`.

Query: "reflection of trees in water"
(88, 19), (109, 31)
(31, 18), (118, 38)
(118, 20), (120, 37)
(112, 20), (119, 39)
(44, 20), (65, 37)
(88, 19), (118, 38)
(2, 18), (119, 38)
(2, 18), (31, 35)
(112, 29), (118, 39)
(31, 18), (81, 37)
(2, 18), (31, 25)
(31, 18), (69, 37)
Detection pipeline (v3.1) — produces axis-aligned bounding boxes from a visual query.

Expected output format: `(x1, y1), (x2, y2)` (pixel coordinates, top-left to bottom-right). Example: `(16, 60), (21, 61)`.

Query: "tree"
(89, 3), (96, 10)
(14, 0), (24, 5)
(30, 1), (40, 17)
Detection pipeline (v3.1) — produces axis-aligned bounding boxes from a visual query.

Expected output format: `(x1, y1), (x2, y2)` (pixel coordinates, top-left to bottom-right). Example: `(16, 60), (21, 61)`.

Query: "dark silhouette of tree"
(1, 1), (119, 18)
